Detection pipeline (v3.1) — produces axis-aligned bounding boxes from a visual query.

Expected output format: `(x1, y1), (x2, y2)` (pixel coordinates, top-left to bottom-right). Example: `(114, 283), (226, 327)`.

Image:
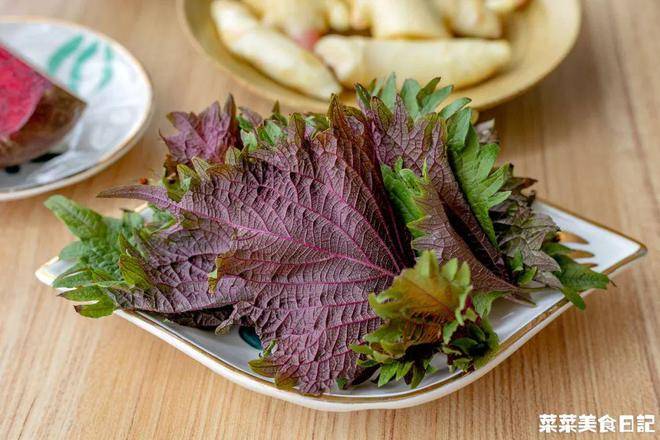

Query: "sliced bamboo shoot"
(211, 1), (341, 100)
(315, 35), (511, 90)
(434, 0), (502, 39)
(368, 0), (450, 39)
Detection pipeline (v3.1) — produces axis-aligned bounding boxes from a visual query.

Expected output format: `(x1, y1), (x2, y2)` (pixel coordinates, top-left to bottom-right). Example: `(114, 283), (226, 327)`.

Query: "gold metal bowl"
(179, 0), (581, 111)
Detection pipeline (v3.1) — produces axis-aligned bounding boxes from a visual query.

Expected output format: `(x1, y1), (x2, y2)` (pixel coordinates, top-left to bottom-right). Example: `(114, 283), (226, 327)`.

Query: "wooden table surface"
(1, 0), (658, 438)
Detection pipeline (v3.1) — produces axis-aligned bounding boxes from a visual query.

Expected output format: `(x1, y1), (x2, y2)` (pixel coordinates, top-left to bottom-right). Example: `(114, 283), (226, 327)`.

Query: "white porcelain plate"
(35, 202), (645, 411)
(0, 17), (153, 201)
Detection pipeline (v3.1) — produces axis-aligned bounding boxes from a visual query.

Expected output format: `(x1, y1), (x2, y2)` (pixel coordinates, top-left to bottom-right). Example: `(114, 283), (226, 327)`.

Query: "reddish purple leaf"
(410, 183), (519, 294)
(365, 96), (510, 280)
(162, 97), (240, 165)
(101, 99), (414, 394)
(161, 307), (232, 330)
(93, 222), (235, 315)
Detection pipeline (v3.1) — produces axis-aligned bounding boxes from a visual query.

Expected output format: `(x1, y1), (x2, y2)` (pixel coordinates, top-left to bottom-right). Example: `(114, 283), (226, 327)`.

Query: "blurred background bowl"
(179, 0), (581, 111)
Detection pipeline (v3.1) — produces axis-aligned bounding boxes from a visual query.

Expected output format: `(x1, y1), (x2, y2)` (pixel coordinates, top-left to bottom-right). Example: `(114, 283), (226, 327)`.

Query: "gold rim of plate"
(178, 0), (582, 112)
(0, 16), (154, 202)
(37, 199), (647, 404)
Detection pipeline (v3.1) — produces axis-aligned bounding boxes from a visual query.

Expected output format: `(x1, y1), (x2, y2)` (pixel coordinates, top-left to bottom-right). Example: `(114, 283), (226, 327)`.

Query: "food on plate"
(46, 77), (610, 395)
(433, 0), (502, 39)
(240, 0), (351, 49)
(346, 0), (370, 30)
(315, 36), (511, 89)
(0, 45), (86, 167)
(324, 0), (351, 33)
(486, 0), (530, 14)
(210, 0), (531, 99)
(357, 0), (450, 39)
(211, 0), (341, 98)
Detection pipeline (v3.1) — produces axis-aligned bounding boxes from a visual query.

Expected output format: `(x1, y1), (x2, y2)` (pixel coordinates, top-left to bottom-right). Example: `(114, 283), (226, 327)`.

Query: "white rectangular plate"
(36, 201), (646, 411)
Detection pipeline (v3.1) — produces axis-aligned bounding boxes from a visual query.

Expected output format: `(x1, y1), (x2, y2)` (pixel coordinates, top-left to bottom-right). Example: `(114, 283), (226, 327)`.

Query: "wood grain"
(0, 0), (657, 438)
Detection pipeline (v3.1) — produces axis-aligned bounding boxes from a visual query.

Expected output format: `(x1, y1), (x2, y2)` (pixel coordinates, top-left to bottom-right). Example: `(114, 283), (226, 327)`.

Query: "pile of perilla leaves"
(46, 76), (609, 395)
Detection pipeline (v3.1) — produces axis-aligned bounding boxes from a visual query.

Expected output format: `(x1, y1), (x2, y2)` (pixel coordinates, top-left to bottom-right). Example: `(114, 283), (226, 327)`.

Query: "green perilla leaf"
(553, 254), (610, 308)
(356, 251), (502, 387)
(448, 126), (510, 246)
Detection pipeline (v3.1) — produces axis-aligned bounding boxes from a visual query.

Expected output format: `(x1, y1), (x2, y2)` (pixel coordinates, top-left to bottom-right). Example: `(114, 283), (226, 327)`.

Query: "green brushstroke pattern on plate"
(46, 35), (114, 93)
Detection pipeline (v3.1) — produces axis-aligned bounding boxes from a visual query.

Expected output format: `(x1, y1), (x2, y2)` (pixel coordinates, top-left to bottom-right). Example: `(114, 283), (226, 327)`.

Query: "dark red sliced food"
(0, 44), (86, 167)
